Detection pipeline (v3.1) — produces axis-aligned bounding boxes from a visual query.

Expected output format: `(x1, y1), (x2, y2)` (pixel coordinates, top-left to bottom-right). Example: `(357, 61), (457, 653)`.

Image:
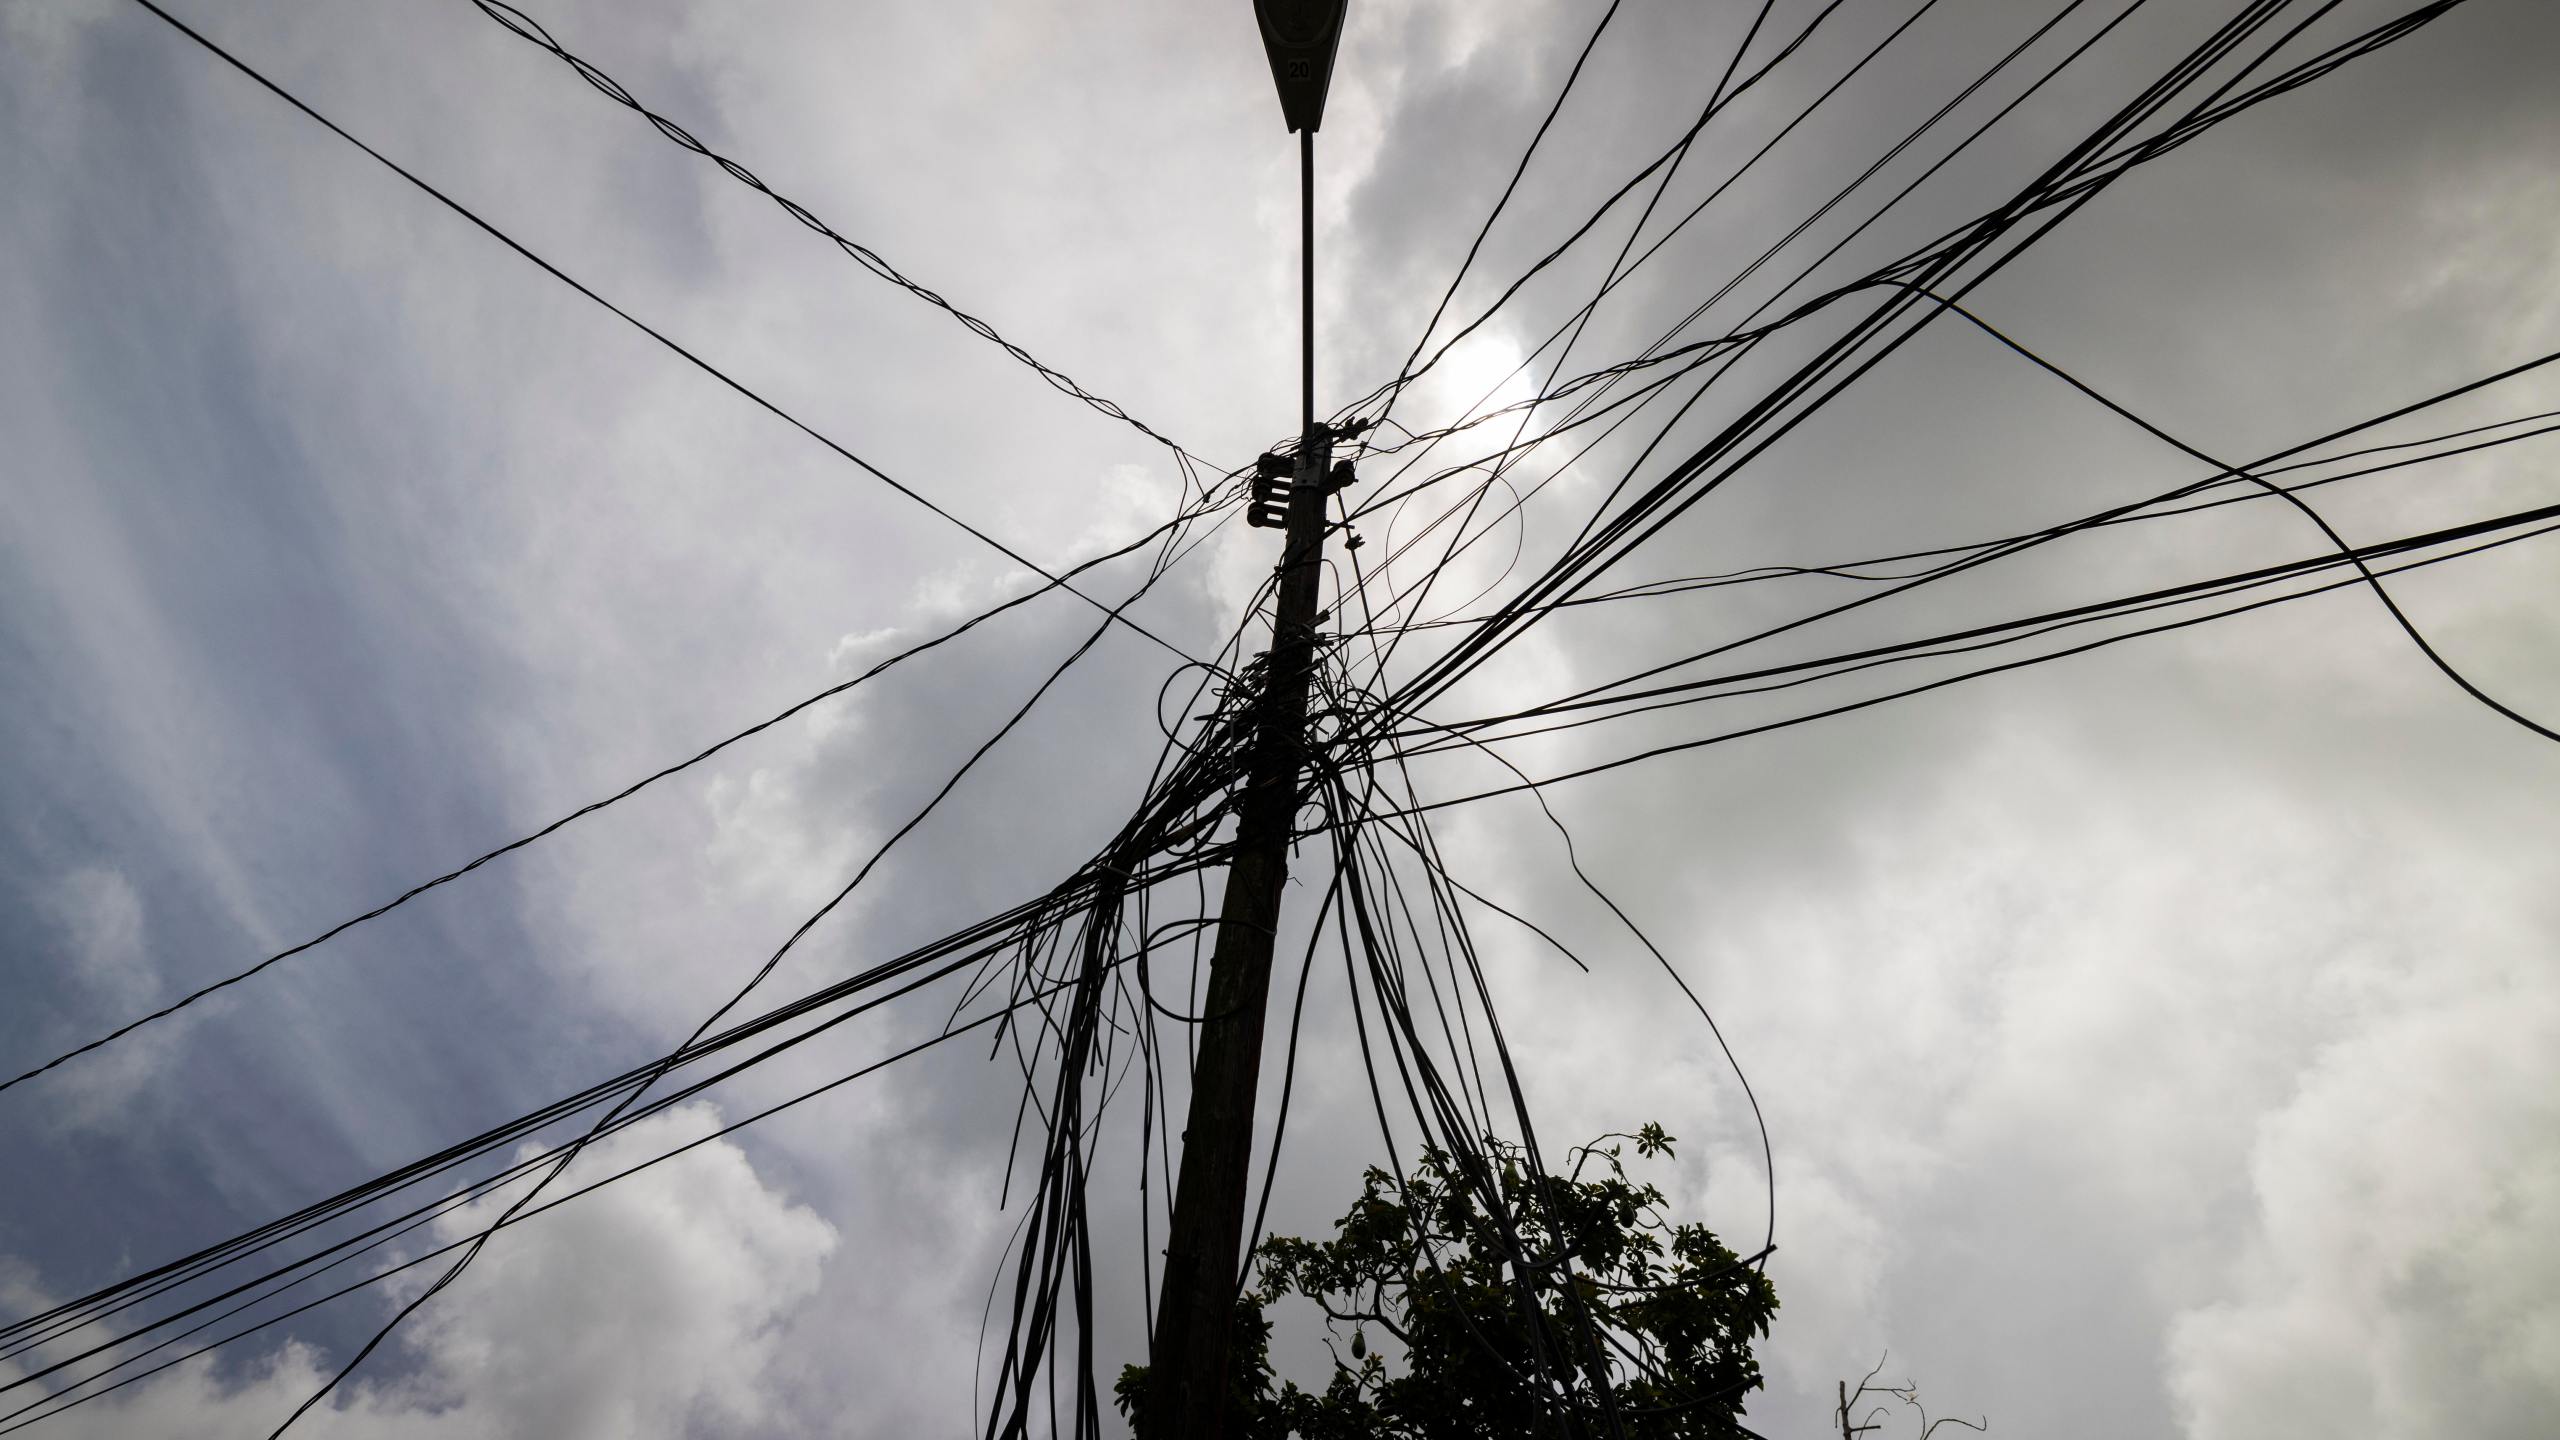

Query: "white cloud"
(38, 868), (152, 1014)
(24, 867), (176, 1127)
(0, 0), (114, 75)
(2166, 987), (2560, 1439)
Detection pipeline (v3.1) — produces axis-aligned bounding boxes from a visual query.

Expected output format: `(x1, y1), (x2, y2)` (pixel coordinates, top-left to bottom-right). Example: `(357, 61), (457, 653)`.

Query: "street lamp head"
(1253, 0), (1349, 133)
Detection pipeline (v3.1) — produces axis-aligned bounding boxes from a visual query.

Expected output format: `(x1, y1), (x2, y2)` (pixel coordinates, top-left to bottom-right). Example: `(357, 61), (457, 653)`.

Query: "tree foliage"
(1120, 1125), (1776, 1437)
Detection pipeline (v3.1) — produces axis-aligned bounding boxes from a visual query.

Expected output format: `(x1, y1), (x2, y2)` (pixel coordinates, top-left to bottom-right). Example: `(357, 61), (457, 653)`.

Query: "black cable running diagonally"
(2, 479), (1284, 1434)
(1364, 0), (1627, 439)
(1367, 0), (1795, 675)
(261, 561), (1176, 1436)
(0, 511), (1212, 1101)
(1908, 285), (2560, 745)
(1346, 506), (2560, 826)
(1490, 341), (2560, 740)
(1332, 0), (2127, 675)
(1, 0), (1236, 1102)
(1375, 1), (2446, 727)
(463, 0), (1215, 479)
(1388, 497), (2560, 757)
(116, 0), (1202, 667)
(1373, 407), (2560, 636)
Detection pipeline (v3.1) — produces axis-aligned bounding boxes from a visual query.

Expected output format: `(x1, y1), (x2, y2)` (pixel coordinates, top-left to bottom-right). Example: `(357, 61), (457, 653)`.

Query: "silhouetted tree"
(1120, 1124), (1777, 1437)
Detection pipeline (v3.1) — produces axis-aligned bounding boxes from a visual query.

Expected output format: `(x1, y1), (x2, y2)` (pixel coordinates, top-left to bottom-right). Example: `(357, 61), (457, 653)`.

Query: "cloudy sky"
(4, 0), (2557, 1435)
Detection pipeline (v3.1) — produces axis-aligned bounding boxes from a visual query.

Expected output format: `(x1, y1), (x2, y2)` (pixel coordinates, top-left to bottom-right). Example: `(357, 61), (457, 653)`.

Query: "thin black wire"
(1468, 338), (2560, 745)
(115, 0), (1202, 667)
(262, 569), (1166, 1434)
(1373, 407), (2560, 633)
(1, 957), (1159, 1435)
(0, 510), (1213, 1100)
(41, 7), (2504, 1436)
(1392, 498), (2560, 757)
(1374, 1), (2452, 731)
(465, 0), (1213, 479)
(1349, 514), (2560, 825)
(1333, 0), (2141, 676)
(1341, 0), (1975, 521)
(1367, 0), (1627, 437)
(1909, 283), (2560, 744)
(8, 0), (1238, 1102)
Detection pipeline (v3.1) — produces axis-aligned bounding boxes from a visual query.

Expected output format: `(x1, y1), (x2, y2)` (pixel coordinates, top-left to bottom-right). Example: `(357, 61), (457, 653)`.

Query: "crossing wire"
(112, 0), (1205, 665)
(18, 5), (2531, 1438)
(464, 0), (1217, 483)
(1370, 2), (2463, 728)
(0, 0), (1245, 1103)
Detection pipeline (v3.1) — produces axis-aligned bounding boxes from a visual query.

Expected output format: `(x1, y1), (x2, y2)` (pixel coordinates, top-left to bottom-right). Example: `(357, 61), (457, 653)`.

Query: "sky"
(3, 0), (2558, 1436)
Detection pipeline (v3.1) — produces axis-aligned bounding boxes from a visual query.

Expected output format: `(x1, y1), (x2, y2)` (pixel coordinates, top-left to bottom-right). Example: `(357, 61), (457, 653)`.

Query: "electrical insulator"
(1247, 451), (1293, 529)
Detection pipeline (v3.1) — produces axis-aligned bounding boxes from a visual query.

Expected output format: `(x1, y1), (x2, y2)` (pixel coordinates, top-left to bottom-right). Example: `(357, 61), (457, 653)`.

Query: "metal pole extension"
(1301, 126), (1315, 441)
(1143, 130), (1329, 1440)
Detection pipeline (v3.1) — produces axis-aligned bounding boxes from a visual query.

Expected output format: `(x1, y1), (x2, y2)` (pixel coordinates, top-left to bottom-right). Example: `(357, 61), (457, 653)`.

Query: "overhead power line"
(2, 0), (1247, 1103)
(463, 0), (1215, 478)
(0, 505), (1214, 1101)
(258, 579), (1170, 1438)
(19, 6), (2542, 1439)
(1370, 0), (2474, 730)
(117, 0), (1206, 666)
(1364, 0), (1626, 436)
(1914, 283), (2560, 747)
(1375, 407), (2560, 634)
(1444, 341), (2560, 759)
(1350, 502), (2560, 824)
(1391, 497), (2560, 756)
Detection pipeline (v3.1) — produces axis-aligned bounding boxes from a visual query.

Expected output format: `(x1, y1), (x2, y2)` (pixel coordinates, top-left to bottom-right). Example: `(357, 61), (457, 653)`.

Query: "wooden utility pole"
(1143, 416), (1330, 1438)
(1142, 7), (1349, 1436)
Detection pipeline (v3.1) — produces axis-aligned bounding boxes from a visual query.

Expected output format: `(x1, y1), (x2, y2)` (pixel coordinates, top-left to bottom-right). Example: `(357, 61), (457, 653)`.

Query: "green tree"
(1120, 1125), (1777, 1438)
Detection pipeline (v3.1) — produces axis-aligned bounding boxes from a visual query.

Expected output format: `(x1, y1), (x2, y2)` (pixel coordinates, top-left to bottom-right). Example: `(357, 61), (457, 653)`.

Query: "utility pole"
(1142, 5), (1350, 1437)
